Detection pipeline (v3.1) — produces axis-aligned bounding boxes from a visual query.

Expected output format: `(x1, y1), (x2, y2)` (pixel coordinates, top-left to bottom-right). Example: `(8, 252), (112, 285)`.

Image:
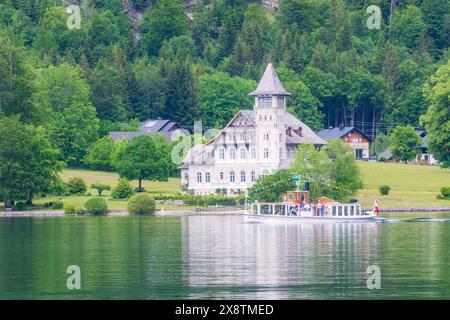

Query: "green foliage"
(441, 187), (450, 199)
(139, 0), (188, 56)
(0, 117), (62, 208)
(13, 202), (28, 211)
(67, 177), (87, 195)
(90, 183), (111, 196)
(127, 194), (156, 215)
(389, 126), (422, 162)
(290, 141), (362, 202)
(33, 64), (99, 164)
(51, 201), (64, 209)
(379, 185), (391, 196)
(248, 170), (296, 203)
(84, 197), (108, 214)
(84, 137), (115, 171)
(323, 140), (364, 201)
(111, 178), (134, 199)
(113, 135), (172, 192)
(198, 71), (256, 128)
(64, 204), (84, 215)
(371, 132), (390, 155)
(290, 143), (331, 200)
(421, 61), (450, 168)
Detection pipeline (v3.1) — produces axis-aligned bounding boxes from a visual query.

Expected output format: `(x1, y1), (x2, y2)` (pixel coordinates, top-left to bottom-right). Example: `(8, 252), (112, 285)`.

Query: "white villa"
(181, 63), (326, 195)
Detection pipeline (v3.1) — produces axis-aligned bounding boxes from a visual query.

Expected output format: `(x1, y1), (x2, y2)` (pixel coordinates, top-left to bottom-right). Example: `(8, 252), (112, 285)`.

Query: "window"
(264, 148), (269, 158)
(258, 97), (272, 108)
(197, 172), (202, 183)
(229, 148), (236, 159)
(251, 148), (256, 159)
(184, 173), (189, 180)
(219, 172), (224, 180)
(263, 133), (270, 140)
(277, 97), (285, 108)
(240, 133), (245, 141)
(205, 172), (211, 183)
(250, 133), (255, 141)
(355, 149), (363, 159)
(240, 148), (246, 159)
(230, 171), (235, 183)
(251, 171), (256, 182)
(241, 171), (246, 182)
(262, 170), (269, 178)
(219, 148), (225, 159)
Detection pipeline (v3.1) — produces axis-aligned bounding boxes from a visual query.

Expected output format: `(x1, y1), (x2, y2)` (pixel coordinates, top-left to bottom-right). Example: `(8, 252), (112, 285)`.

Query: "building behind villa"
(181, 63), (326, 195)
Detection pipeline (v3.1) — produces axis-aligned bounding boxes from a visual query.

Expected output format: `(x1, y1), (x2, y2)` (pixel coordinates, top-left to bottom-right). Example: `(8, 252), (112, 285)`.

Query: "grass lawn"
(1, 163), (449, 211)
(357, 161), (450, 208)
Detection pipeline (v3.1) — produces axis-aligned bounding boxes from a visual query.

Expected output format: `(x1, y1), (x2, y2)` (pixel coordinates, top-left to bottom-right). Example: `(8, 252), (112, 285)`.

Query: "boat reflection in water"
(181, 215), (380, 299)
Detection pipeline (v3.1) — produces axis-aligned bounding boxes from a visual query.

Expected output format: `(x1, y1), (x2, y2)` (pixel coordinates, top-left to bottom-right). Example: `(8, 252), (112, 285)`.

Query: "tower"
(249, 63), (291, 167)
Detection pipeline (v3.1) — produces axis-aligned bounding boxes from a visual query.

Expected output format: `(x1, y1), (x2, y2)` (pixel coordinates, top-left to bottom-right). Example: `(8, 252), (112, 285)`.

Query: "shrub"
(67, 177), (87, 195)
(111, 179), (134, 199)
(64, 205), (84, 215)
(13, 202), (28, 211)
(441, 187), (450, 199)
(91, 183), (111, 196)
(84, 198), (108, 214)
(436, 194), (444, 200)
(127, 194), (156, 215)
(377, 156), (388, 162)
(64, 205), (76, 214)
(379, 185), (391, 196)
(51, 201), (64, 209)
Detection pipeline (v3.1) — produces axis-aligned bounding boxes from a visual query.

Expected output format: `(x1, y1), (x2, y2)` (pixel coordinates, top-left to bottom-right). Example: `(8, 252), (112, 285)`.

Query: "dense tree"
(0, 117), (61, 208)
(113, 134), (173, 192)
(290, 143), (331, 200)
(0, 32), (35, 122)
(33, 64), (99, 164)
(421, 61), (450, 168)
(248, 170), (296, 202)
(389, 125), (422, 162)
(138, 0), (188, 56)
(84, 136), (116, 171)
(276, 65), (324, 131)
(198, 71), (255, 128)
(323, 139), (363, 201)
(89, 59), (128, 121)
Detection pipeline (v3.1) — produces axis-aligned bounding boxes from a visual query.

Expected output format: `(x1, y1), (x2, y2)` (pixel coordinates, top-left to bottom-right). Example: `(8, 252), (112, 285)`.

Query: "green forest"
(0, 0), (449, 208)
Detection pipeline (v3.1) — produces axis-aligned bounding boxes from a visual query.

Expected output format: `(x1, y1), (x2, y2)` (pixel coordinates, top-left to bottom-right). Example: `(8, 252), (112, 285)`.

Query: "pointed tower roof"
(249, 63), (291, 96)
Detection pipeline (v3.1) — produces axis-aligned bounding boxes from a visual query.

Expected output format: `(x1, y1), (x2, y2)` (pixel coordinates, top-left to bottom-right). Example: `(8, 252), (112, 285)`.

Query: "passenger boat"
(245, 190), (377, 222)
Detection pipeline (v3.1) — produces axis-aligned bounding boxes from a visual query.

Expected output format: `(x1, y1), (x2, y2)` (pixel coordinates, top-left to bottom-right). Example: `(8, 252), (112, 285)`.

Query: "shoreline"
(1, 206), (450, 217)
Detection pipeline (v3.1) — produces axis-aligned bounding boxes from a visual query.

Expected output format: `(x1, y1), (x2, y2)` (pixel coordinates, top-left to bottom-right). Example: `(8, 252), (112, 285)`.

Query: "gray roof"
(377, 149), (393, 159)
(249, 63), (291, 96)
(208, 110), (326, 146)
(284, 112), (327, 145)
(109, 119), (188, 141)
(108, 131), (144, 141)
(317, 126), (372, 142)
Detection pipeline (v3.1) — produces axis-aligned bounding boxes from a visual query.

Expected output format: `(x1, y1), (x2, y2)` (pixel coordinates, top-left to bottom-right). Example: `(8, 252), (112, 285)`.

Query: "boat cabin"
(251, 191), (365, 219)
(284, 191), (309, 204)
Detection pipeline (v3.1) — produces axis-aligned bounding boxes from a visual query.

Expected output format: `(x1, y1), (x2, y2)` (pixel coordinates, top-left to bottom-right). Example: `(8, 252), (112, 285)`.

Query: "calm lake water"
(1, 214), (450, 299)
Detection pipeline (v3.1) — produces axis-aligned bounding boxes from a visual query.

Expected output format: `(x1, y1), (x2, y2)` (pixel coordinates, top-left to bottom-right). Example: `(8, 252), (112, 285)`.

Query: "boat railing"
(251, 202), (364, 217)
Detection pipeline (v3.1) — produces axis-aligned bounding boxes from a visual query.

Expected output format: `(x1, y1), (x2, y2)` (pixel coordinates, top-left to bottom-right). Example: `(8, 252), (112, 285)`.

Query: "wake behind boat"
(245, 190), (377, 223)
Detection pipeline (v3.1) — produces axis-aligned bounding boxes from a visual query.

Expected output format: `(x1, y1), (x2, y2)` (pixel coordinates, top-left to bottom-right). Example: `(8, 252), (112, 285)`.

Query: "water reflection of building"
(181, 216), (380, 299)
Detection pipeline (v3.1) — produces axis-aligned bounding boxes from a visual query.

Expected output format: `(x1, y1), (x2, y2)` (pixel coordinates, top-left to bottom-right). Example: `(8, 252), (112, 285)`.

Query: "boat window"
(350, 206), (354, 216)
(357, 206), (360, 215)
(344, 206), (348, 216)
(332, 206), (337, 216)
(338, 206), (342, 216)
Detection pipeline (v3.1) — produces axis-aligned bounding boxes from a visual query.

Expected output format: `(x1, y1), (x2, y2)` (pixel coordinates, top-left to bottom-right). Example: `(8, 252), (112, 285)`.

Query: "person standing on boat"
(374, 199), (380, 216)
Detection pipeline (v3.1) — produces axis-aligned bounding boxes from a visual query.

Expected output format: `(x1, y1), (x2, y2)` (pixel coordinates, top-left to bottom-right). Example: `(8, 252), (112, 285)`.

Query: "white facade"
(181, 64), (326, 195)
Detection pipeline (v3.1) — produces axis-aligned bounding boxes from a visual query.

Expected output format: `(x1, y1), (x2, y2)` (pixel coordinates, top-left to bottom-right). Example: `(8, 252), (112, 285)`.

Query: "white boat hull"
(244, 212), (377, 223)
